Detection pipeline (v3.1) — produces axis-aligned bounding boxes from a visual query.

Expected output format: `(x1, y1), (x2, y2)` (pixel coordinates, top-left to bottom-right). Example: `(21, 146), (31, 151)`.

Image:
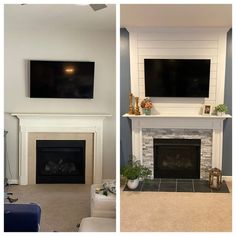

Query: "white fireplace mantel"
(123, 113), (231, 171)
(11, 113), (111, 185)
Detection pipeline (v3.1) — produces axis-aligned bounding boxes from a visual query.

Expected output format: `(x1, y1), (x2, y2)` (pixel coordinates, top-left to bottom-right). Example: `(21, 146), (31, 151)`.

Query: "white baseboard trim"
(7, 179), (19, 185)
(222, 176), (232, 182)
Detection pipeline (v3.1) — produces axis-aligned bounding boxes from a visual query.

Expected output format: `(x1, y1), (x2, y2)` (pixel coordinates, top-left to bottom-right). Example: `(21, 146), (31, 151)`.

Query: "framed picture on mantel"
(202, 104), (212, 115)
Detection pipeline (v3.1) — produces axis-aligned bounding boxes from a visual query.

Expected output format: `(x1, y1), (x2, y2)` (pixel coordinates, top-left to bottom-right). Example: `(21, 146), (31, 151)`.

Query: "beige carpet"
(5, 184), (91, 232)
(121, 181), (232, 232)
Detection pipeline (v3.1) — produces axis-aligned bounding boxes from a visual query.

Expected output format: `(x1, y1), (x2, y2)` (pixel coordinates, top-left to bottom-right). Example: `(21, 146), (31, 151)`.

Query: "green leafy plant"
(121, 160), (151, 180)
(215, 104), (228, 113)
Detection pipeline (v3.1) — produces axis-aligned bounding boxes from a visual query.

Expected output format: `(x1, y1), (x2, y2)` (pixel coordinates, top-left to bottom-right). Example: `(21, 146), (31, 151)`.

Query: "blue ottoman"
(4, 203), (41, 232)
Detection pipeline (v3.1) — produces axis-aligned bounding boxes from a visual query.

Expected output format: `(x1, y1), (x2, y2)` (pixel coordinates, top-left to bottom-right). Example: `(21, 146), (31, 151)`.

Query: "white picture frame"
(202, 104), (212, 115)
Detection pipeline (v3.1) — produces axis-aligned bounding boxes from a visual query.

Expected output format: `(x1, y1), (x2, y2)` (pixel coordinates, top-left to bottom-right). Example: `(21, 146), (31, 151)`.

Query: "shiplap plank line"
(138, 55), (218, 63)
(138, 48), (218, 56)
(138, 32), (219, 41)
(138, 40), (218, 49)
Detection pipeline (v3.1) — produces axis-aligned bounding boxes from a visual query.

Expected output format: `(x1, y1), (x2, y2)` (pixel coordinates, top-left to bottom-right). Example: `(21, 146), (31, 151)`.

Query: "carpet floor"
(5, 184), (91, 232)
(121, 181), (232, 232)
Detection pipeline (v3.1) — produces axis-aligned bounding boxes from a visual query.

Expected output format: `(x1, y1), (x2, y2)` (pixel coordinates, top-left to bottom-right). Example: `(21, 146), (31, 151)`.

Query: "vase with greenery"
(215, 104), (228, 116)
(121, 160), (151, 189)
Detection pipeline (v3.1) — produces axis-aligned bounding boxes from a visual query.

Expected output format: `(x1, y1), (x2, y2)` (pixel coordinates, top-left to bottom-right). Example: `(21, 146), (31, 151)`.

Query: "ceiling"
(5, 4), (116, 31)
(121, 4), (232, 28)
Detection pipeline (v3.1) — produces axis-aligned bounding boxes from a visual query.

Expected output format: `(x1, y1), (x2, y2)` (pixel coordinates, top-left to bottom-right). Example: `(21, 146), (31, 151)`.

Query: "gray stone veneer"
(142, 129), (212, 179)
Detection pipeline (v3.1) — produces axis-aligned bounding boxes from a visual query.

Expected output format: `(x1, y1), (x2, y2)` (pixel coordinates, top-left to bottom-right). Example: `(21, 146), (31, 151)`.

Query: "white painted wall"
(128, 28), (228, 115)
(4, 26), (116, 181)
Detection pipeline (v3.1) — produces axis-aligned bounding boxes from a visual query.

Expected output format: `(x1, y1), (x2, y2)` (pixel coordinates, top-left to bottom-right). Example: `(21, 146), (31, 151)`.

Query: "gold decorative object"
(128, 93), (134, 115)
(134, 97), (140, 115)
(209, 168), (222, 190)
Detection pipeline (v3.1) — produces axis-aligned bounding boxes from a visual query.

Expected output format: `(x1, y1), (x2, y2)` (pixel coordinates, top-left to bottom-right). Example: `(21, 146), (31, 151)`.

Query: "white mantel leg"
(212, 120), (224, 170)
(93, 127), (103, 184)
(132, 119), (142, 163)
(19, 130), (28, 185)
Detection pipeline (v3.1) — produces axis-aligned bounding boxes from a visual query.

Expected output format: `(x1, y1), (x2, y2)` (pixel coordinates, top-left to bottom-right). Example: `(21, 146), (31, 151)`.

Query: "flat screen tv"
(30, 60), (95, 98)
(144, 59), (211, 97)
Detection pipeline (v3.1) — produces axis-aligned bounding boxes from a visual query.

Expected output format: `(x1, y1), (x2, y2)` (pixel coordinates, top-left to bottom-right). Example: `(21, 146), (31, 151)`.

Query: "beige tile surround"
(28, 132), (94, 184)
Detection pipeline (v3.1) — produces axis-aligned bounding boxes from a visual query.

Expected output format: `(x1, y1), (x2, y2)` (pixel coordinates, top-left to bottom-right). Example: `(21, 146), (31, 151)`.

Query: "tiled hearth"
(124, 179), (230, 193)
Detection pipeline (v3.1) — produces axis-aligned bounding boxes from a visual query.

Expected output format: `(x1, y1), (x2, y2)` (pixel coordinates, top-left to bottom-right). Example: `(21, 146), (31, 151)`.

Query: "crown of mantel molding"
(123, 113), (231, 120)
(11, 113), (112, 118)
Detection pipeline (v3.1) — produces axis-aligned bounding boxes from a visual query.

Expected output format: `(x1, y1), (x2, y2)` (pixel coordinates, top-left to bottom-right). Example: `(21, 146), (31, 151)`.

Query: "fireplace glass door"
(154, 139), (201, 179)
(36, 140), (85, 183)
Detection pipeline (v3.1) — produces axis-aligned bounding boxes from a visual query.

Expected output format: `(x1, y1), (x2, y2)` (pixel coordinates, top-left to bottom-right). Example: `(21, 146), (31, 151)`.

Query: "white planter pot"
(217, 111), (225, 116)
(127, 178), (139, 189)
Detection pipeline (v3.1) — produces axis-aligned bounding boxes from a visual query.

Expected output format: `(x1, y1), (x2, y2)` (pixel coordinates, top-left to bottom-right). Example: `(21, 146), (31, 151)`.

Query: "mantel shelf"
(11, 113), (112, 118)
(123, 113), (232, 119)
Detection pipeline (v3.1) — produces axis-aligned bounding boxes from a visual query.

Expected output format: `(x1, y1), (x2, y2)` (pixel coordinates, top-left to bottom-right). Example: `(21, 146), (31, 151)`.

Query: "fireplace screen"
(154, 139), (201, 179)
(36, 140), (85, 183)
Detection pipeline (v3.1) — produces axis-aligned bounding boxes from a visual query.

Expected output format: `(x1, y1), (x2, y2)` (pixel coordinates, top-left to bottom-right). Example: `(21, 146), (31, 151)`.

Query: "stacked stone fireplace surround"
(142, 128), (212, 180)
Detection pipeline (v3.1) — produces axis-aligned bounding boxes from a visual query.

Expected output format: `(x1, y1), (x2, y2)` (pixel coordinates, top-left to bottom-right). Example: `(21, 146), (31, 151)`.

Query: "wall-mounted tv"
(144, 59), (211, 98)
(30, 60), (95, 98)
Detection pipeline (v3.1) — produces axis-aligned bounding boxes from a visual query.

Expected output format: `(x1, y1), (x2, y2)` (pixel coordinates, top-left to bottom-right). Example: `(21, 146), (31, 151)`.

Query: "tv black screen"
(144, 59), (211, 97)
(30, 60), (95, 98)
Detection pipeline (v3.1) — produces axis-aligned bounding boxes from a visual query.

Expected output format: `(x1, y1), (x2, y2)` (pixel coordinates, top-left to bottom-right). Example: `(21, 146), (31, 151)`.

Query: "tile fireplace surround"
(12, 113), (111, 185)
(124, 114), (231, 179)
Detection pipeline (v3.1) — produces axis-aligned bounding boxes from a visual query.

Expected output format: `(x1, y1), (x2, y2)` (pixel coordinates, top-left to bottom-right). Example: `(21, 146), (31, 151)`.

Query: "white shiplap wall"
(128, 28), (228, 115)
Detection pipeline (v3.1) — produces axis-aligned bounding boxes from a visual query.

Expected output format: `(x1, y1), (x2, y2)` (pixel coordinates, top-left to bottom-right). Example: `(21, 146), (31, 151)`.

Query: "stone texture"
(142, 129), (212, 179)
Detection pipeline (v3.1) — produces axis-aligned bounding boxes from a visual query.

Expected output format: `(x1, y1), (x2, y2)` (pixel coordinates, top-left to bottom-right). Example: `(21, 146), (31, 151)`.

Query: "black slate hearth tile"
(177, 182), (193, 192)
(159, 183), (176, 192)
(177, 179), (193, 183)
(153, 178), (161, 182)
(160, 179), (176, 183)
(211, 181), (230, 193)
(142, 180), (160, 191)
(123, 181), (143, 192)
(193, 180), (211, 192)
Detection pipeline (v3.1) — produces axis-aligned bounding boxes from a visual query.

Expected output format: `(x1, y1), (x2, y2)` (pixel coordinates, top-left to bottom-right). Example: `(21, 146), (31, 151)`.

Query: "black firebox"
(36, 140), (85, 184)
(154, 139), (201, 179)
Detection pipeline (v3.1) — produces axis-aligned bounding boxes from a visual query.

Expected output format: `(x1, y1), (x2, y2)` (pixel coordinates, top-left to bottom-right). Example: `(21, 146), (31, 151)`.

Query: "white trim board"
(7, 179), (19, 185)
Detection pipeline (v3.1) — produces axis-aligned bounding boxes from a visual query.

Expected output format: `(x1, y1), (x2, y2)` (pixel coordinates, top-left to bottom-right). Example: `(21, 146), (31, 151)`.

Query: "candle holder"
(134, 97), (140, 115)
(128, 93), (134, 115)
(209, 168), (222, 190)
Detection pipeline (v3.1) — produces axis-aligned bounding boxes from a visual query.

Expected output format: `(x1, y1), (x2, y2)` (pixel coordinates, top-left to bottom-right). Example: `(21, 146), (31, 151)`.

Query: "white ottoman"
(79, 217), (116, 232)
(90, 183), (116, 218)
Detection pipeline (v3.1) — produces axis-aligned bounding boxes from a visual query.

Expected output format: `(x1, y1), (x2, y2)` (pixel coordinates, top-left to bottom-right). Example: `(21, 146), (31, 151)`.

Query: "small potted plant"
(215, 104), (228, 116)
(140, 98), (153, 115)
(121, 160), (151, 189)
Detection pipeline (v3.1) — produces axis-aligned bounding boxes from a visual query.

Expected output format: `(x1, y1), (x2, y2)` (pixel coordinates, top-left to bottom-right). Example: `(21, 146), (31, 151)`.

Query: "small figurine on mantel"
(134, 97), (141, 115)
(128, 93), (134, 115)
